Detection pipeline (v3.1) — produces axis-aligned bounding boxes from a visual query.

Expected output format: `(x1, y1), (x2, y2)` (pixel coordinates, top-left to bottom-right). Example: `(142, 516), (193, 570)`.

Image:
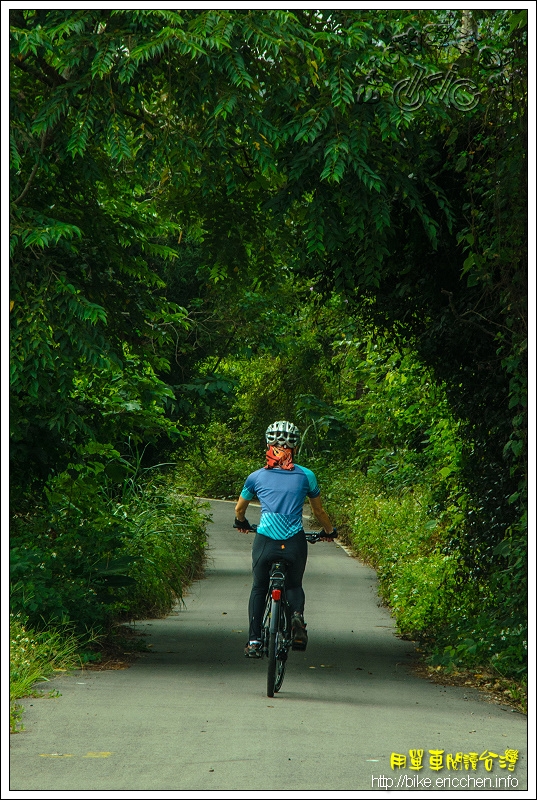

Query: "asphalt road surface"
(9, 499), (528, 794)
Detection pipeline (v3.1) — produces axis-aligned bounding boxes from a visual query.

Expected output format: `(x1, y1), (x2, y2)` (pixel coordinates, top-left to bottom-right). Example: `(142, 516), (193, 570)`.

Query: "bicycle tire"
(273, 603), (289, 693)
(267, 598), (290, 696)
(261, 593), (271, 656)
(267, 599), (279, 697)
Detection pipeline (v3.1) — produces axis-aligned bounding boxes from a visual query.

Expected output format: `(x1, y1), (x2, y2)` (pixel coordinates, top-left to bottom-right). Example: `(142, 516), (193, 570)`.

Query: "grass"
(9, 613), (85, 732)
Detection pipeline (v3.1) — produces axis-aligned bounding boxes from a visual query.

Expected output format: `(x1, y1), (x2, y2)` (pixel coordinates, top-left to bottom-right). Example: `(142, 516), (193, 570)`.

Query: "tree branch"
(441, 289), (497, 338)
(11, 131), (47, 206)
(119, 106), (157, 128)
(11, 55), (55, 87)
(209, 324), (239, 373)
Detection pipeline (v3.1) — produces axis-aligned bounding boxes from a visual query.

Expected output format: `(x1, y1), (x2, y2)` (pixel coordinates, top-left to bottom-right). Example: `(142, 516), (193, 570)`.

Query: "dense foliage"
(10, 9), (526, 683)
(10, 446), (208, 632)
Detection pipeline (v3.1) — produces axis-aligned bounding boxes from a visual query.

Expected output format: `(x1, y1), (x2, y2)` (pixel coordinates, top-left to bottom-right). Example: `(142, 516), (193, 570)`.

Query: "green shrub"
(315, 463), (526, 679)
(10, 447), (209, 632)
(385, 552), (459, 636)
(429, 611), (527, 677)
(318, 468), (457, 634)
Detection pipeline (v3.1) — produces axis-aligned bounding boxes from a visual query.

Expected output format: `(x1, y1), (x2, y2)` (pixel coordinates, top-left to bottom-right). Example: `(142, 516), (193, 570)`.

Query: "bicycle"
(234, 521), (335, 697)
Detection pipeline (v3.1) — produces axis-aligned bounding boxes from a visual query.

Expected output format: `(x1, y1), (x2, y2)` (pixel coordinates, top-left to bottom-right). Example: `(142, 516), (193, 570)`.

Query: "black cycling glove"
(234, 517), (253, 531)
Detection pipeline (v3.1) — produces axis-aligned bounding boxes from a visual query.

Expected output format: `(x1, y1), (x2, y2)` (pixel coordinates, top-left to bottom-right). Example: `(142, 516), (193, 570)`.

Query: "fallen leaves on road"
(411, 662), (527, 714)
(85, 661), (130, 671)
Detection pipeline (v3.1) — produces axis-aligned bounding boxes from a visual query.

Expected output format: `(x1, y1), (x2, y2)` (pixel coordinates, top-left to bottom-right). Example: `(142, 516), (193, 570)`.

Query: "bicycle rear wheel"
(273, 627), (288, 694)
(267, 599), (288, 697)
(261, 593), (271, 656)
(266, 599), (278, 697)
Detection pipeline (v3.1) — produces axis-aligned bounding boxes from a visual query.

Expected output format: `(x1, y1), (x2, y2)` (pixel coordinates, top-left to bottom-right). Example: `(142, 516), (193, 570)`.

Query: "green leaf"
(445, 128), (458, 146)
(461, 253), (474, 276)
(508, 10), (527, 32)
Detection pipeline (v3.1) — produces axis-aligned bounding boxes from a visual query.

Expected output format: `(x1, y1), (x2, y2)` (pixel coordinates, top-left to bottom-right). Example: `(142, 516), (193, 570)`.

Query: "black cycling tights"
(248, 530), (307, 641)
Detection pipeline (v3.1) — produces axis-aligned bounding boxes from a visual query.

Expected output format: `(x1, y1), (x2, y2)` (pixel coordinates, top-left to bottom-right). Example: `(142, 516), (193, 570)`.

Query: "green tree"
(10, 9), (526, 667)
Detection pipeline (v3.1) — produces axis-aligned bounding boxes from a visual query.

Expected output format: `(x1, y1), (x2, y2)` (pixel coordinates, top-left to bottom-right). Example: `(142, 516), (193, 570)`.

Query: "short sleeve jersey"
(240, 464), (321, 540)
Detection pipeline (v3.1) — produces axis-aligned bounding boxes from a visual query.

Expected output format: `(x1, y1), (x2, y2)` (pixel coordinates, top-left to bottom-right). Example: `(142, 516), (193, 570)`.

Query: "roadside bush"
(111, 490), (209, 618)
(314, 462), (525, 679)
(9, 449), (209, 734)
(429, 609), (527, 678)
(10, 444), (209, 632)
(316, 466), (460, 635)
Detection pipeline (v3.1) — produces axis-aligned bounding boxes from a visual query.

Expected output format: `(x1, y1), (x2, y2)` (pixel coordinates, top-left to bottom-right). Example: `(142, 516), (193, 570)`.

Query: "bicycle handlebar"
(233, 520), (337, 542)
(305, 531), (337, 543)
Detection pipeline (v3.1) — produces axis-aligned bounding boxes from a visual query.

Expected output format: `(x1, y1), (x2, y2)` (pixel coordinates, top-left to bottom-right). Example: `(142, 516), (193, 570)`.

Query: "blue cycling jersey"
(240, 464), (321, 540)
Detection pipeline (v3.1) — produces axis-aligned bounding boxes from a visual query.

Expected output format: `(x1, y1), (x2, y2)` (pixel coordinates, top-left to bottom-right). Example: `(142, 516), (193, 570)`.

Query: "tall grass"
(10, 458), (209, 633)
(111, 489), (209, 619)
(10, 614), (83, 732)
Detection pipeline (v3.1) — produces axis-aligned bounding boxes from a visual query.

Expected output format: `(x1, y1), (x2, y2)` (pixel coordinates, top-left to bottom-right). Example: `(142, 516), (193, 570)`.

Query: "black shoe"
(291, 613), (308, 651)
(244, 640), (262, 658)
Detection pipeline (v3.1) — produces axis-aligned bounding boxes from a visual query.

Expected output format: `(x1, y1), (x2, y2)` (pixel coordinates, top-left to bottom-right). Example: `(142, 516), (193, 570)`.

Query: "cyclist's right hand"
(320, 528), (338, 541)
(233, 518), (257, 533)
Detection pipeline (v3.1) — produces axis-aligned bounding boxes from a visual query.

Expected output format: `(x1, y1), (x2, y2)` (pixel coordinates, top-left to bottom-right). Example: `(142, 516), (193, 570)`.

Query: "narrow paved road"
(10, 499), (528, 792)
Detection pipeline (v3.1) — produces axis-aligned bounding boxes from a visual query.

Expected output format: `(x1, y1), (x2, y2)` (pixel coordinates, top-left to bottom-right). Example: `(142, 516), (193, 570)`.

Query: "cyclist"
(234, 420), (337, 658)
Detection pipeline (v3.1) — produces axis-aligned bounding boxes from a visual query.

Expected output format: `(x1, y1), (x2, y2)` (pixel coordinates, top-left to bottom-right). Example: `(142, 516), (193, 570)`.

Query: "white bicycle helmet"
(265, 420), (301, 449)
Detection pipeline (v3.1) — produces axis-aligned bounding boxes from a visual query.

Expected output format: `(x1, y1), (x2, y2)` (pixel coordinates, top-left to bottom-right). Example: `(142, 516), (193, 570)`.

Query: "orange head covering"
(264, 445), (295, 470)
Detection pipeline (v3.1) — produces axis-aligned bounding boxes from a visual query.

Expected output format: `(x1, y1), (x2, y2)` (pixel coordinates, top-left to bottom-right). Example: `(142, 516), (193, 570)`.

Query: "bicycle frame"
(267, 562), (287, 633)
